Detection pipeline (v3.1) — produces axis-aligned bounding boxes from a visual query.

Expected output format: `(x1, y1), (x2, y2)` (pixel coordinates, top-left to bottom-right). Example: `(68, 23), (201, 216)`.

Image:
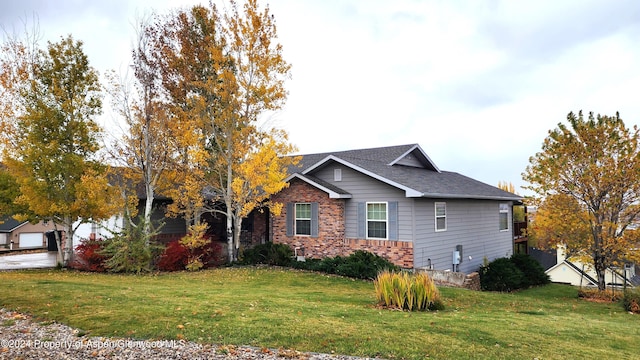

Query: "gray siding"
(413, 199), (513, 272)
(311, 162), (514, 272)
(313, 164), (413, 242)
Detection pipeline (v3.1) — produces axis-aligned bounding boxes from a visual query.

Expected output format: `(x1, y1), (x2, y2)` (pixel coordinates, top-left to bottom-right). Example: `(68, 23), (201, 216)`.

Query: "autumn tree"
(523, 111), (640, 290)
(105, 15), (178, 240)
(497, 181), (516, 194)
(143, 0), (297, 262)
(0, 34), (122, 264)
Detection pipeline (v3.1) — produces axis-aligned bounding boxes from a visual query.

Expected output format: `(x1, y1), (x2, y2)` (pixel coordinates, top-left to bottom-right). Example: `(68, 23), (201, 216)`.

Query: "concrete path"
(0, 252), (58, 270)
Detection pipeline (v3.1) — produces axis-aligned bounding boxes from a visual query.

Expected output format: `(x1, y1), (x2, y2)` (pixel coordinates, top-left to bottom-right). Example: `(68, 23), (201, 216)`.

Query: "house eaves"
(286, 173), (352, 199)
(419, 192), (523, 201)
(302, 155), (423, 198)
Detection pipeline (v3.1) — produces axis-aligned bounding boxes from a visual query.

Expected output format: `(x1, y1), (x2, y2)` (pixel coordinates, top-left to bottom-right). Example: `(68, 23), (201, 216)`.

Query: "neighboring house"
(544, 246), (638, 288)
(270, 144), (522, 271)
(0, 215), (56, 250)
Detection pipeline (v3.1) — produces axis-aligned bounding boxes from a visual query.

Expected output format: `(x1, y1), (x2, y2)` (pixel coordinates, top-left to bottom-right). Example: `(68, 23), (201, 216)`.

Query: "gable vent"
(334, 168), (342, 181)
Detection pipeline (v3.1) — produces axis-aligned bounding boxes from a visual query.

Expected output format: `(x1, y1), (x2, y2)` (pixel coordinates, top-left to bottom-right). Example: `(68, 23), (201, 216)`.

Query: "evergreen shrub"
(509, 253), (551, 287)
(239, 242), (293, 266)
(479, 257), (525, 292)
(480, 254), (550, 292)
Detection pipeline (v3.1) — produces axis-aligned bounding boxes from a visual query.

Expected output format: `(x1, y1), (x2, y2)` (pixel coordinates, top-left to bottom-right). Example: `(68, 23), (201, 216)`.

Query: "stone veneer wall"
(419, 269), (481, 291)
(271, 179), (414, 268)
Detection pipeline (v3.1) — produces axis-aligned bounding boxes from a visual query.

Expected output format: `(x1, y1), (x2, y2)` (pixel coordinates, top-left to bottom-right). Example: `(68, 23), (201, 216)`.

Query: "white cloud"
(1, 0), (639, 193)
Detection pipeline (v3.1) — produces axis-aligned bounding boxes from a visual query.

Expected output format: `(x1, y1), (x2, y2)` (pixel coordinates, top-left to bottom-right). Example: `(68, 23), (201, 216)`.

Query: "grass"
(1, 267), (638, 359)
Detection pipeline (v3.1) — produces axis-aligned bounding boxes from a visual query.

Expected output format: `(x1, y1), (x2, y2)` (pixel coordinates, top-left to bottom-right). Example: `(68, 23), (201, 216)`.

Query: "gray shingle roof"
(0, 216), (25, 232)
(289, 144), (522, 201)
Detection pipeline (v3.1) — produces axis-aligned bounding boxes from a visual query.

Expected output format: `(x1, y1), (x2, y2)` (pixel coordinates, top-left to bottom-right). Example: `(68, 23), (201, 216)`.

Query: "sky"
(1, 0), (639, 195)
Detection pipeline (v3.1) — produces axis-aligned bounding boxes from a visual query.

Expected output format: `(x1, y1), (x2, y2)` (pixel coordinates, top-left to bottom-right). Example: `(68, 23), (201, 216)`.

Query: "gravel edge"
(0, 308), (380, 360)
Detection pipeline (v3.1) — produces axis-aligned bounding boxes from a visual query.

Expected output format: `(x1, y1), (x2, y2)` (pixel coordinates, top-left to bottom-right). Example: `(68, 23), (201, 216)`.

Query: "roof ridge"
(294, 143), (417, 158)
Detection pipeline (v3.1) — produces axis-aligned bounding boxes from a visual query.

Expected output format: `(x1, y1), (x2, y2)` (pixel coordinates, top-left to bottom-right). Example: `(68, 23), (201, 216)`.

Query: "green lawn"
(1, 267), (638, 359)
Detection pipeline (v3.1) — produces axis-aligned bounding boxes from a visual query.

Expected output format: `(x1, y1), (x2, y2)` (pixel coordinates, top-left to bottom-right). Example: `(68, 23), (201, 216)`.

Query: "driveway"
(0, 252), (58, 270)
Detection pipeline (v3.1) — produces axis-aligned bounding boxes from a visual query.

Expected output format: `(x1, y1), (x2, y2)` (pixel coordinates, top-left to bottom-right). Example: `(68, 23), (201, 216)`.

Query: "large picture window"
(499, 203), (509, 231)
(295, 203), (311, 236)
(367, 202), (387, 239)
(435, 202), (446, 231)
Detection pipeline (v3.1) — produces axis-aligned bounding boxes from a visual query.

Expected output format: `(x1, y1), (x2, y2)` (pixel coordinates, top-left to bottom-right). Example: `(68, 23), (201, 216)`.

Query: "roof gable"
(285, 173), (352, 199)
(288, 144), (522, 201)
(388, 144), (440, 172)
(0, 216), (26, 232)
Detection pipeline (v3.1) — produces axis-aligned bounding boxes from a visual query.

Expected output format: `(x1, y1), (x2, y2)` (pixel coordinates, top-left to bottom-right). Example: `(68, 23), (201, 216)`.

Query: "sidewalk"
(0, 252), (58, 270)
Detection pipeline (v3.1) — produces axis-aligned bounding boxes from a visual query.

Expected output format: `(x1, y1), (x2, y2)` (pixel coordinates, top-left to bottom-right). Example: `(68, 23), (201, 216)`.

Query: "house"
(270, 144), (522, 271)
(71, 171), (267, 252)
(0, 215), (56, 251)
(539, 246), (638, 288)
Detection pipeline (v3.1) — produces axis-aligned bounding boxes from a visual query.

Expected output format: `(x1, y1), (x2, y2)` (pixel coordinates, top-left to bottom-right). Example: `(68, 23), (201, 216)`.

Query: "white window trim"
(366, 201), (388, 240)
(499, 203), (509, 232)
(295, 202), (312, 236)
(435, 202), (447, 232)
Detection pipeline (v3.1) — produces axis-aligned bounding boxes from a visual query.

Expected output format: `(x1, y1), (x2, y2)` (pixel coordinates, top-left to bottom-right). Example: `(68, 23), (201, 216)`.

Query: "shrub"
(70, 238), (109, 272)
(180, 223), (210, 271)
(479, 257), (525, 292)
(578, 288), (623, 303)
(509, 253), (550, 287)
(623, 288), (640, 313)
(157, 241), (189, 272)
(374, 270), (443, 311)
(333, 250), (399, 280)
(292, 250), (399, 280)
(158, 237), (225, 272)
(240, 243), (293, 266)
(100, 219), (163, 274)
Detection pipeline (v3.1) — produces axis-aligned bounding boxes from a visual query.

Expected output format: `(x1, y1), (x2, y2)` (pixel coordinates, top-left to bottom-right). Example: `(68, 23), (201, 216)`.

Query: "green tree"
(523, 111), (640, 290)
(143, 0), (297, 262)
(0, 35), (121, 264)
(0, 165), (25, 218)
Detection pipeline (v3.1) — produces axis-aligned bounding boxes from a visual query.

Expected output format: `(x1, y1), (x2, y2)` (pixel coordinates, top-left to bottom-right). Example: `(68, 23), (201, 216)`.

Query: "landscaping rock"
(0, 308), (380, 360)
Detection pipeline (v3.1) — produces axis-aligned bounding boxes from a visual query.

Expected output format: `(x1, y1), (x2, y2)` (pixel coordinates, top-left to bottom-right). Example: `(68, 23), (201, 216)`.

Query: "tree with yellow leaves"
(104, 15), (180, 241)
(523, 111), (640, 290)
(141, 0), (297, 262)
(0, 34), (122, 265)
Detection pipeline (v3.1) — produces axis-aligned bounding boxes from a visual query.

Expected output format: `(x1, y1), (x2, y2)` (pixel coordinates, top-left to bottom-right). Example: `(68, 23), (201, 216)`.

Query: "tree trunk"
(594, 253), (607, 291)
(234, 216), (243, 260)
(226, 210), (234, 263)
(143, 192), (153, 246)
(53, 224), (63, 265)
(63, 217), (73, 266)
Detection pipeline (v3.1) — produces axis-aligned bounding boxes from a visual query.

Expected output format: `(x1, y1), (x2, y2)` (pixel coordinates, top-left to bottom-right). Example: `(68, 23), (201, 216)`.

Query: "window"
(499, 203), (509, 231)
(435, 202), (446, 231)
(367, 202), (387, 239)
(295, 203), (311, 236)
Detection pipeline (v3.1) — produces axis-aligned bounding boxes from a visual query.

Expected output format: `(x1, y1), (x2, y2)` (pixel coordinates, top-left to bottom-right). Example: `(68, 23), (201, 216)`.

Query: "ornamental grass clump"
(374, 270), (443, 311)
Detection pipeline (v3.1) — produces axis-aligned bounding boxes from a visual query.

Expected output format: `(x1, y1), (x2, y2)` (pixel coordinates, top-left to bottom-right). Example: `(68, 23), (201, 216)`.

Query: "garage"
(19, 233), (44, 248)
